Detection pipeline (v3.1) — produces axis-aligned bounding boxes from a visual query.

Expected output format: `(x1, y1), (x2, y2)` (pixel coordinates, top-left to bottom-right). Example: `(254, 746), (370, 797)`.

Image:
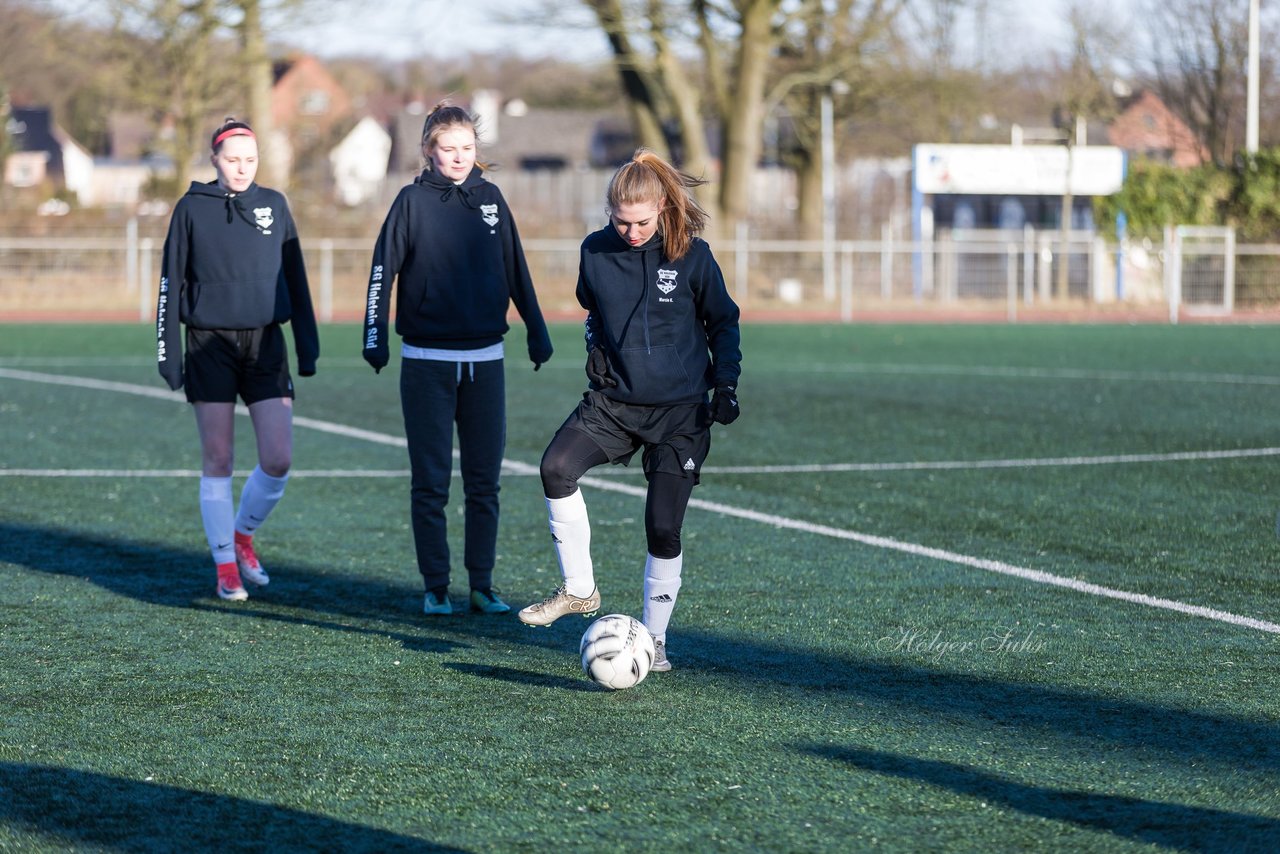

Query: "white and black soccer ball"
(580, 614), (656, 690)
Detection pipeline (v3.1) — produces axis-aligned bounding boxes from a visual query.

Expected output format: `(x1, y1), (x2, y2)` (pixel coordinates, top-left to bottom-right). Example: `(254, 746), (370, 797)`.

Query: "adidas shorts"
(562, 390), (711, 482)
(184, 325), (294, 405)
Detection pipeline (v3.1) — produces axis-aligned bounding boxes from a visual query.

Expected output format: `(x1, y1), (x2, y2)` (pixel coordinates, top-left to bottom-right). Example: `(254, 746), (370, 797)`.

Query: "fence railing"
(2, 225), (1278, 322)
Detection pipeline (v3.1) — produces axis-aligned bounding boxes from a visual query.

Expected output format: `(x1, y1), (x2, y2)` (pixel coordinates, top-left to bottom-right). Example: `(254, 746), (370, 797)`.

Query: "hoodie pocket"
(616, 344), (692, 404)
(188, 278), (277, 327)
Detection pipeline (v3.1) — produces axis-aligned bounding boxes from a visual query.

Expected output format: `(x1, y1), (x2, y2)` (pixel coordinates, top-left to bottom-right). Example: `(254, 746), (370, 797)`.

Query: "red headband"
(213, 127), (255, 148)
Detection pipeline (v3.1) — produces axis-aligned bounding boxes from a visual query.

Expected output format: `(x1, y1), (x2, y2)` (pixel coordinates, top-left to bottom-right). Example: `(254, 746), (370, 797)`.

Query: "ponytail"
(607, 148), (709, 261)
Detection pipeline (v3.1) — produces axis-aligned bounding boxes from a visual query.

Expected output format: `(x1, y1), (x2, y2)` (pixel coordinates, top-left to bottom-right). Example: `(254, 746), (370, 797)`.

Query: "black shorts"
(560, 390), (711, 481)
(184, 325), (294, 405)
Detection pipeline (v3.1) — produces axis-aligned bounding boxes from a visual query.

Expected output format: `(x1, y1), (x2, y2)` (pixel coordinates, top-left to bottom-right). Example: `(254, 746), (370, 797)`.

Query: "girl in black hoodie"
(518, 149), (742, 674)
(362, 102), (553, 617)
(156, 117), (319, 602)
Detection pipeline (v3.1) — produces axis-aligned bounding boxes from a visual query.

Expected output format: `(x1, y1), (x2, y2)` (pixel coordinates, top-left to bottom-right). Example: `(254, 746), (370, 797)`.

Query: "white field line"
(4, 367), (1278, 635)
(9, 357), (1280, 387)
(8, 445), (1280, 478)
(705, 447), (1280, 474)
(805, 362), (1280, 386)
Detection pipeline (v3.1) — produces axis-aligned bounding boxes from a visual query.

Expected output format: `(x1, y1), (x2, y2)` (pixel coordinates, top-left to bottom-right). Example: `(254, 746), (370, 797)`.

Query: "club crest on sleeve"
(656, 268), (678, 294)
(254, 207), (274, 234)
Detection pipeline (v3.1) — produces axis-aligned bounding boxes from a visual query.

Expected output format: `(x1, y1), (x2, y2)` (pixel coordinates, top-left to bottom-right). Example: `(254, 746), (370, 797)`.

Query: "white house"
(329, 116), (392, 206)
(5, 107), (96, 204)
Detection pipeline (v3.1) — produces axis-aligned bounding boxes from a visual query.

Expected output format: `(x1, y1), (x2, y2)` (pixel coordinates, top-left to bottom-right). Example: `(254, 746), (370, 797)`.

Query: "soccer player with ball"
(519, 149), (742, 675)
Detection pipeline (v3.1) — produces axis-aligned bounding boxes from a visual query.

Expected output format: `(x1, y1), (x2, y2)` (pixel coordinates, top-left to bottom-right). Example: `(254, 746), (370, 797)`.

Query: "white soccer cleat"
(235, 538), (269, 587)
(216, 565), (248, 601)
(652, 638), (672, 672)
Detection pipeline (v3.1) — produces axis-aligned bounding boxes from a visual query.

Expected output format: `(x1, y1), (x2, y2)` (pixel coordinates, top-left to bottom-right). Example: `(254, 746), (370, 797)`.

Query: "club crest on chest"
(254, 207), (273, 234)
(656, 268), (678, 295)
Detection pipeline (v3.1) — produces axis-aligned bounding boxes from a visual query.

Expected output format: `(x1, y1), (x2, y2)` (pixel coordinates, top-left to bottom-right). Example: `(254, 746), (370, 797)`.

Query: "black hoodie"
(361, 167), (553, 369)
(578, 224), (741, 406)
(156, 180), (319, 391)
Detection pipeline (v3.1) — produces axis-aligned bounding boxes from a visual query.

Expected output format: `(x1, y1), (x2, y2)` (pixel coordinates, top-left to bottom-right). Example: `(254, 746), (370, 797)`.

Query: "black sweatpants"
(400, 358), (505, 592)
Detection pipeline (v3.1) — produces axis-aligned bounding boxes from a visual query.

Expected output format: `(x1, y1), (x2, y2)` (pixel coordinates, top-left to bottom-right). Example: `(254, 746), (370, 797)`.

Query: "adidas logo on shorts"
(683, 458), (695, 471)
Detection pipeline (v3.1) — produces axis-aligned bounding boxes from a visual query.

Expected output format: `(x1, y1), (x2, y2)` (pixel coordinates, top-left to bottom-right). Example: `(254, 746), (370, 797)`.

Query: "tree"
(0, 0), (125, 154)
(714, 0), (785, 226)
(1094, 157), (1231, 238)
(1138, 0), (1280, 163)
(583, 0), (797, 230)
(1050, 1), (1120, 300)
(109, 0), (234, 195)
(772, 0), (906, 237)
(585, 0), (668, 154)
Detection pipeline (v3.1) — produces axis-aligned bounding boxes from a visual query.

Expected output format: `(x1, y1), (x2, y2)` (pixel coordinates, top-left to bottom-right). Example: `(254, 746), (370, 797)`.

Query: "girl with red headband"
(156, 117), (320, 601)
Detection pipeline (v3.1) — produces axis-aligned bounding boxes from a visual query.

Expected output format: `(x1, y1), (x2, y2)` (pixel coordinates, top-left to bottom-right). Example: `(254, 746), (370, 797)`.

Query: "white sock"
(642, 552), (683, 642)
(546, 490), (595, 598)
(235, 465), (289, 537)
(199, 476), (235, 565)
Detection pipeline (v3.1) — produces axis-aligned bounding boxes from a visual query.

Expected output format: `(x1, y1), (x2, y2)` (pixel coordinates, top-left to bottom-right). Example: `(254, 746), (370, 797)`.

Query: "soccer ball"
(580, 614), (656, 690)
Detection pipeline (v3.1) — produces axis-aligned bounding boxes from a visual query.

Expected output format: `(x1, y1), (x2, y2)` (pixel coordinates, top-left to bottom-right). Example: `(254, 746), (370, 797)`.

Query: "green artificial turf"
(1, 322), (1278, 852)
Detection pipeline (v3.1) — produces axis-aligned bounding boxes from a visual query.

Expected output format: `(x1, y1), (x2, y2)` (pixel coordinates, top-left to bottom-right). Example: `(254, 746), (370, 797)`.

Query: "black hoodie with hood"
(155, 180), (319, 391)
(577, 224), (741, 406)
(361, 166), (553, 370)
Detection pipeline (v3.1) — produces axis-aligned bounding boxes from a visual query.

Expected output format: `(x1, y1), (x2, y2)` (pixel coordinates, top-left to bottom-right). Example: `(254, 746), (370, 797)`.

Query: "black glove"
(709, 385), (739, 425)
(363, 344), (388, 375)
(586, 347), (616, 388)
(530, 342), (553, 372)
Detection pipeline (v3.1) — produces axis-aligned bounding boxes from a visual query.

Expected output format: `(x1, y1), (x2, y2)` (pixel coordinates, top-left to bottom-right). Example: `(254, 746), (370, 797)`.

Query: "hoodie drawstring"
(642, 250), (652, 355)
(230, 196), (263, 230)
(437, 182), (478, 210)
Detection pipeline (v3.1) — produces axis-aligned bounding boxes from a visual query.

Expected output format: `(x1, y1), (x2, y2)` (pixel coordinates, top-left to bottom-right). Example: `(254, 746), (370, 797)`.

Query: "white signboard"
(914, 144), (1125, 196)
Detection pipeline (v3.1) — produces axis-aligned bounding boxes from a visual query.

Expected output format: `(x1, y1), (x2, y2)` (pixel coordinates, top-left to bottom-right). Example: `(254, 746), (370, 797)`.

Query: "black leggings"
(540, 427), (694, 559)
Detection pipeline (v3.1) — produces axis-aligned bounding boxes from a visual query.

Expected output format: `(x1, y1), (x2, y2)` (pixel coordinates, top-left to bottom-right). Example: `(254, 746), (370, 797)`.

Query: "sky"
(44, 0), (1141, 66)
(277, 0), (1136, 66)
(278, 0), (611, 62)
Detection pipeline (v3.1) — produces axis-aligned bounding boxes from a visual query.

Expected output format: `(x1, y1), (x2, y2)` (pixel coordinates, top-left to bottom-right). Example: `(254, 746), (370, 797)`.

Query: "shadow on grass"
(8, 519), (1279, 779)
(798, 744), (1280, 852)
(0, 520), (561, 655)
(0, 762), (466, 853)
(443, 662), (598, 692)
(671, 626), (1280, 775)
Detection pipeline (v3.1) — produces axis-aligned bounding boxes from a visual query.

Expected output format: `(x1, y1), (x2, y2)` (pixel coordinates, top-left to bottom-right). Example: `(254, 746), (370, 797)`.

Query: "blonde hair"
(607, 148), (708, 261)
(420, 100), (489, 172)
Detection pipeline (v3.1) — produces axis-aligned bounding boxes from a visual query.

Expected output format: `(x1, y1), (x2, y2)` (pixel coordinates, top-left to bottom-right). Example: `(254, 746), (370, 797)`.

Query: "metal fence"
(3, 225), (1278, 322)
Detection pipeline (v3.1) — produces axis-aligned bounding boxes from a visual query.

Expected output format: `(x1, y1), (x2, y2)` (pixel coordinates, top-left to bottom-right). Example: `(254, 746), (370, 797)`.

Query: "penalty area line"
(5, 367), (1278, 635)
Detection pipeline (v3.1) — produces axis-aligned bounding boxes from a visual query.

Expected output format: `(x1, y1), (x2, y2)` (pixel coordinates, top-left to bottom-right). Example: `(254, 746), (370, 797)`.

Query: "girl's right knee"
(539, 454), (575, 500)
